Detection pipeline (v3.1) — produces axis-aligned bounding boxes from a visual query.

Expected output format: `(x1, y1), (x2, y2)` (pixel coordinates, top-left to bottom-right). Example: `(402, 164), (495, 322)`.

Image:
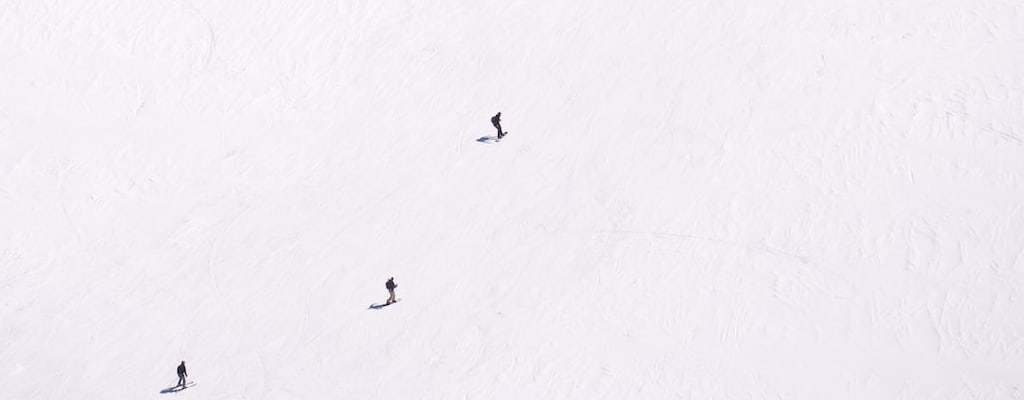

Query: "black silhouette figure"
(491, 112), (504, 139)
(386, 277), (398, 305)
(176, 361), (188, 388)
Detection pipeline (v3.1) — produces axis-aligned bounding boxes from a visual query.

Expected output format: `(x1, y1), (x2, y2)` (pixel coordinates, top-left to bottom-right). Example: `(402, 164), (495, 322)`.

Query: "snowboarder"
(385, 277), (398, 305)
(491, 112), (504, 139)
(176, 361), (188, 388)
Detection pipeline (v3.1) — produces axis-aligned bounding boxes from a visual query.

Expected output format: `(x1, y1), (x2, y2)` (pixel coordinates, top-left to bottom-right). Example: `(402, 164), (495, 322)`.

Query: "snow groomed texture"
(1, 1), (1022, 399)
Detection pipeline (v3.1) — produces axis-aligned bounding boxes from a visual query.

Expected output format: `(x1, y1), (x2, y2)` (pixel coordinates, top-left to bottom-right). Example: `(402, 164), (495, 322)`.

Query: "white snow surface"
(2, 1), (1024, 399)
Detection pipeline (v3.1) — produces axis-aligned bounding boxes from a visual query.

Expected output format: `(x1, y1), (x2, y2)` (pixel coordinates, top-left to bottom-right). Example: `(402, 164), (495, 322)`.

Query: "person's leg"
(178, 373), (185, 387)
(387, 290), (396, 304)
(496, 123), (503, 138)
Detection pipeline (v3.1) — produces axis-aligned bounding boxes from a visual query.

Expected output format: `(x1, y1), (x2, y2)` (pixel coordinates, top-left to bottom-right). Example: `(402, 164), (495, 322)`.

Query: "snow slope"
(2, 0), (1023, 399)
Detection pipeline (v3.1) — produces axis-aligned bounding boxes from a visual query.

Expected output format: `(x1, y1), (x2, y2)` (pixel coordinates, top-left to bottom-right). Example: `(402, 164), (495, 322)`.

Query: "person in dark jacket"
(176, 361), (188, 387)
(491, 112), (504, 139)
(386, 277), (398, 305)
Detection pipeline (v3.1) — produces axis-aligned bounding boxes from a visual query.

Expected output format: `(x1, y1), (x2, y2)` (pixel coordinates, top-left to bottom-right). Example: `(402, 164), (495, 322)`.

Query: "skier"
(491, 112), (504, 139)
(385, 277), (398, 305)
(176, 361), (188, 388)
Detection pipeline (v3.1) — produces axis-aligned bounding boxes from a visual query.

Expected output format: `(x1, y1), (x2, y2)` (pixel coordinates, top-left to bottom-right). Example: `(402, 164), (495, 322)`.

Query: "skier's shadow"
(476, 136), (498, 143)
(368, 302), (396, 310)
(160, 386), (185, 394)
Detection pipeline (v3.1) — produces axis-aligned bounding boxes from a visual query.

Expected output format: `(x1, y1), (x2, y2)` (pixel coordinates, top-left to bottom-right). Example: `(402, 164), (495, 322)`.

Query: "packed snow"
(1, 0), (1023, 399)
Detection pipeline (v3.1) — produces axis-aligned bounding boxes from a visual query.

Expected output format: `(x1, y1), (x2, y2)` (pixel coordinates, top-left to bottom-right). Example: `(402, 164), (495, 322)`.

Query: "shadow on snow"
(368, 300), (400, 310)
(160, 383), (194, 394)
